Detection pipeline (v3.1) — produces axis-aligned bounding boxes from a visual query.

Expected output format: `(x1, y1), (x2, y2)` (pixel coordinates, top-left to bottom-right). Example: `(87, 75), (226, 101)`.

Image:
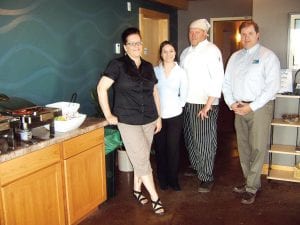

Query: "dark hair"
(159, 40), (178, 62)
(121, 27), (141, 45)
(239, 21), (259, 33)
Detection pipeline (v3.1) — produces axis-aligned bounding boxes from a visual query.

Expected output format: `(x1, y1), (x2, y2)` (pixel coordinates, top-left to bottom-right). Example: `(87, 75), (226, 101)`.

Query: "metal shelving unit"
(267, 94), (300, 182)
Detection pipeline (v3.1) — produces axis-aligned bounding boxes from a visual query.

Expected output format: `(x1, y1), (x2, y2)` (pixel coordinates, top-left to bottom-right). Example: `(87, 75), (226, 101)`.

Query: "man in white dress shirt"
(222, 21), (281, 204)
(180, 19), (224, 193)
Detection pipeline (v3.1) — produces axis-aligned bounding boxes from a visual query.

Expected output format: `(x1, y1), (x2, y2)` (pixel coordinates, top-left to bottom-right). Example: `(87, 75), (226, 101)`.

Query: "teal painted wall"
(0, 0), (177, 116)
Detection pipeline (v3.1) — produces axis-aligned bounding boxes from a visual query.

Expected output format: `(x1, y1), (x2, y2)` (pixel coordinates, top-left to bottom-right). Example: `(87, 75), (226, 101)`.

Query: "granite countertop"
(0, 117), (108, 163)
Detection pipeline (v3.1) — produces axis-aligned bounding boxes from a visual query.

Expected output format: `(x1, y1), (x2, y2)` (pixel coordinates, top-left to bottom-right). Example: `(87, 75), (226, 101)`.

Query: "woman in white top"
(153, 41), (188, 191)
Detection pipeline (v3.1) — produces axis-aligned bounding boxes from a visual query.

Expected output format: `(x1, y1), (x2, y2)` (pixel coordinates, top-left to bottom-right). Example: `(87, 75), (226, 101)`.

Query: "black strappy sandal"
(133, 190), (148, 205)
(151, 198), (165, 215)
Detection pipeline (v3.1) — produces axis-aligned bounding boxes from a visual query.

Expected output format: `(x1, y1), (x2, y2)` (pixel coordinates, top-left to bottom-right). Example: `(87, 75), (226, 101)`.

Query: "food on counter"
(54, 113), (87, 132)
(55, 116), (67, 121)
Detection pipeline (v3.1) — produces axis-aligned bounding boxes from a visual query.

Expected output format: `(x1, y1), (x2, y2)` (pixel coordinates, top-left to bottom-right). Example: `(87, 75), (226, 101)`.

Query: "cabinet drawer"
(62, 128), (104, 159)
(0, 144), (61, 186)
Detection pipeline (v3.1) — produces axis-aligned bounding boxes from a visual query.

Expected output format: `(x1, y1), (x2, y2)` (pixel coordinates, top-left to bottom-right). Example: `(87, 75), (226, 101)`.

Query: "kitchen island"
(0, 117), (108, 225)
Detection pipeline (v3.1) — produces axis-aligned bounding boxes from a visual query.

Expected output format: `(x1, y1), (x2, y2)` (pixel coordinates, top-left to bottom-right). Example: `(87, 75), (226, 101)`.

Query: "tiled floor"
(79, 131), (300, 225)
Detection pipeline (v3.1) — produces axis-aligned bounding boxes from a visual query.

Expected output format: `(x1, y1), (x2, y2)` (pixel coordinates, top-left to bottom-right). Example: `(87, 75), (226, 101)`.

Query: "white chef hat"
(189, 19), (211, 32)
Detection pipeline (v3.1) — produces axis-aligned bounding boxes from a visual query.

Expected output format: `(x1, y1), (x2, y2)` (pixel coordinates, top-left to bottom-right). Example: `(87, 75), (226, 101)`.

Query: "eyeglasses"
(126, 42), (143, 47)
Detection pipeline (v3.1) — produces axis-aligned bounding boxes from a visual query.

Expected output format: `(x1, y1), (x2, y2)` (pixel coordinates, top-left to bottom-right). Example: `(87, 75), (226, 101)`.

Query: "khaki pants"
(234, 101), (274, 194)
(118, 121), (156, 177)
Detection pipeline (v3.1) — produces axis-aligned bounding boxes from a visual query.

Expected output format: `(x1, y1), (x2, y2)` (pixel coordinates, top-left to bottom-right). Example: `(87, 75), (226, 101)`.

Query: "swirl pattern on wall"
(0, 0), (136, 115)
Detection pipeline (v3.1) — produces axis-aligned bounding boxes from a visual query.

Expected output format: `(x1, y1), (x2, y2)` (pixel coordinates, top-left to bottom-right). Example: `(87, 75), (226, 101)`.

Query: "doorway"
(210, 17), (251, 132)
(139, 8), (169, 66)
(210, 17), (251, 67)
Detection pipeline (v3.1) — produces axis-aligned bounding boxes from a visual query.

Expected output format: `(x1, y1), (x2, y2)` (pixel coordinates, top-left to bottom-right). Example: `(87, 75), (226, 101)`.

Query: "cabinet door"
(0, 193), (3, 225)
(64, 144), (106, 225)
(1, 163), (65, 225)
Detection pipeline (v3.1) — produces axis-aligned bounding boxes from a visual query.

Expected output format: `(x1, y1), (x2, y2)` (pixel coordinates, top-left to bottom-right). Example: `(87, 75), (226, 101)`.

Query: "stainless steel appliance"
(0, 94), (62, 154)
(9, 106), (62, 139)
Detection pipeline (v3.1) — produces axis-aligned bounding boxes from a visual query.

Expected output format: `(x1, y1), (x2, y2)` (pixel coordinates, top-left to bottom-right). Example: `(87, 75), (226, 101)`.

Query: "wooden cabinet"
(0, 189), (3, 225)
(267, 94), (300, 182)
(0, 144), (65, 225)
(62, 128), (106, 225)
(0, 126), (106, 225)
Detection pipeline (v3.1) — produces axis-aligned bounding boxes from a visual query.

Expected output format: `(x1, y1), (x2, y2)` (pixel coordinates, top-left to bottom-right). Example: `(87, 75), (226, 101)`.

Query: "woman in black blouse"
(97, 27), (164, 215)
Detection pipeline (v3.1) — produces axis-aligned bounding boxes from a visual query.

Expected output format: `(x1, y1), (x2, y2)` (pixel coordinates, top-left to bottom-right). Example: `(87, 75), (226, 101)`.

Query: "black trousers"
(154, 113), (183, 188)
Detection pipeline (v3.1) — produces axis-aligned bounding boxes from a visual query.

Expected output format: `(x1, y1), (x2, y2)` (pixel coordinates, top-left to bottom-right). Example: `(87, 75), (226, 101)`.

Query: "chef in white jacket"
(180, 18), (224, 193)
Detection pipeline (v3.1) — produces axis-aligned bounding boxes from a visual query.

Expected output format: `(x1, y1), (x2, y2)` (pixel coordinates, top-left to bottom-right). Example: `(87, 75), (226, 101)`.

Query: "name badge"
(252, 59), (259, 64)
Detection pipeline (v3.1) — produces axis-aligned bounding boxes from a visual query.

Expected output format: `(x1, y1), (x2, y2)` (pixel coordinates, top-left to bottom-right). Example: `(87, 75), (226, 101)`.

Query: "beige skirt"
(117, 120), (156, 177)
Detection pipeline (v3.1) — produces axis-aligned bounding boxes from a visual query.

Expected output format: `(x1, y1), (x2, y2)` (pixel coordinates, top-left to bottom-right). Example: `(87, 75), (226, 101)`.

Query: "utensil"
(70, 92), (77, 104)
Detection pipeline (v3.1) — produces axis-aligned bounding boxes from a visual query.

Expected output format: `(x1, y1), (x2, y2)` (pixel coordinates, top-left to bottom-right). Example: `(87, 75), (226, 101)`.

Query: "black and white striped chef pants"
(183, 103), (219, 182)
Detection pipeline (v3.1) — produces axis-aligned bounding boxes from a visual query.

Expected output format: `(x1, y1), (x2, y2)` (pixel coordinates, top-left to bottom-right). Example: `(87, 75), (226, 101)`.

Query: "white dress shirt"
(154, 62), (188, 119)
(180, 39), (224, 105)
(222, 43), (281, 111)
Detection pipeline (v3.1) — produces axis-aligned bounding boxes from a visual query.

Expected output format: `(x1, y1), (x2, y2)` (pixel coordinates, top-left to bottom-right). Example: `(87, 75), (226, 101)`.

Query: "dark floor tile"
(79, 131), (300, 225)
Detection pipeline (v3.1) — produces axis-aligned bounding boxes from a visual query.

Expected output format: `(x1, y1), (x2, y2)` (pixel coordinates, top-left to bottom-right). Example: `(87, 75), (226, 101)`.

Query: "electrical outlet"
(127, 2), (131, 12)
(115, 43), (121, 54)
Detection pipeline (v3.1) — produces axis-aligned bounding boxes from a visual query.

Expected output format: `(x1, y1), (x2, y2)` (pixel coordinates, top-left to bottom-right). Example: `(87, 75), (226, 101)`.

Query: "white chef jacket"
(222, 43), (281, 111)
(180, 39), (224, 105)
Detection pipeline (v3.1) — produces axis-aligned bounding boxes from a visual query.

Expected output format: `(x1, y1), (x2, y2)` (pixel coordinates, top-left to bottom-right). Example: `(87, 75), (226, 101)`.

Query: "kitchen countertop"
(0, 117), (108, 163)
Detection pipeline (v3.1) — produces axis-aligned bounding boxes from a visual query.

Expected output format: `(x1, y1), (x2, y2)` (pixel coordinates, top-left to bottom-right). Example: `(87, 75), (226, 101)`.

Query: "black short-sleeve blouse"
(103, 55), (158, 125)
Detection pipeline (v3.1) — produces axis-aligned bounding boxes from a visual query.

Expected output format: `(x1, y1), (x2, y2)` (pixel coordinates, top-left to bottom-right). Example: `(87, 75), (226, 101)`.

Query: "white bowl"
(52, 113), (86, 132)
(46, 102), (80, 118)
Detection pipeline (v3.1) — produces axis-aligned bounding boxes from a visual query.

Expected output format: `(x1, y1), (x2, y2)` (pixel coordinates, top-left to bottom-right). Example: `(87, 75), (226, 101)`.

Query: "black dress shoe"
(198, 181), (214, 193)
(233, 184), (246, 194)
(241, 192), (256, 204)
